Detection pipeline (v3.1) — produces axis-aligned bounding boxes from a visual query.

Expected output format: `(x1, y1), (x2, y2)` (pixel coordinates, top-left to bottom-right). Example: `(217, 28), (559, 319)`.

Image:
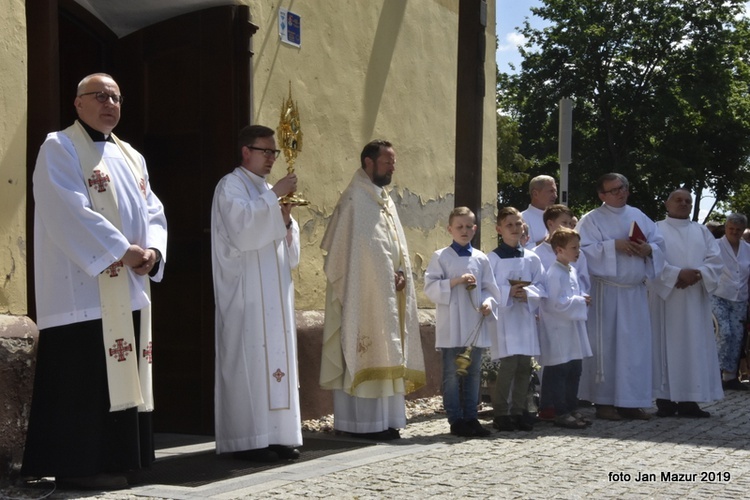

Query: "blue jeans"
(441, 347), (483, 424)
(539, 360), (582, 416)
(712, 295), (747, 373)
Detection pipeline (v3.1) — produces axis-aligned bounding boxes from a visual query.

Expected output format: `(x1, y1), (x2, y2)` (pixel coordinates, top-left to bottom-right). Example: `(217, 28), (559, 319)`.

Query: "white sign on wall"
(279, 9), (301, 47)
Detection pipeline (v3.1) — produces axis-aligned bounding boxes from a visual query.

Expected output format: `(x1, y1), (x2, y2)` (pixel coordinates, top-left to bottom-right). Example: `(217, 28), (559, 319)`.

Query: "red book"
(629, 221), (647, 243)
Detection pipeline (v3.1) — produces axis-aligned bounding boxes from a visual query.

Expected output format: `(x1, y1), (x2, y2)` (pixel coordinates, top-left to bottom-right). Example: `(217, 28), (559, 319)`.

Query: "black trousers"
(21, 314), (154, 478)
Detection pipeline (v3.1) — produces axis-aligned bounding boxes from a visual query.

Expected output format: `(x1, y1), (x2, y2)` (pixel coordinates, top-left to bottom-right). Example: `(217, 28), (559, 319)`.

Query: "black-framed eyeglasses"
(601, 184), (628, 196)
(246, 146), (281, 159)
(79, 91), (124, 105)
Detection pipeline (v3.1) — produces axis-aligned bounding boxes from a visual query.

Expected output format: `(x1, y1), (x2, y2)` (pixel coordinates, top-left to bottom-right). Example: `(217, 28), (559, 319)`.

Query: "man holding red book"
(576, 173), (665, 421)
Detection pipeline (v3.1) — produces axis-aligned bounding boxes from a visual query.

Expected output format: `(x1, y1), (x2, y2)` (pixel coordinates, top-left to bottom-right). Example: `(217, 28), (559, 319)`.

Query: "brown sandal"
(554, 413), (587, 429)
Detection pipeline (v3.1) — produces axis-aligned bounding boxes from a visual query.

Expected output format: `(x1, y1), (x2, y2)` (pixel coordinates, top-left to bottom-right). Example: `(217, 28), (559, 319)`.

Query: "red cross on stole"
(142, 341), (153, 364)
(88, 169), (111, 192)
(109, 338), (133, 362)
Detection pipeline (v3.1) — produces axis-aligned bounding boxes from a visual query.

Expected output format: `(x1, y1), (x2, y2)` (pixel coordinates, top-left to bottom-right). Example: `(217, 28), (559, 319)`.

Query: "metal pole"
(558, 98), (572, 205)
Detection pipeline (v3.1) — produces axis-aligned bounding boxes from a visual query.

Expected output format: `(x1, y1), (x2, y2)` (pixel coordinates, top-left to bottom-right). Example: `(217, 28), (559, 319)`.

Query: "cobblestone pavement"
(10, 390), (750, 499)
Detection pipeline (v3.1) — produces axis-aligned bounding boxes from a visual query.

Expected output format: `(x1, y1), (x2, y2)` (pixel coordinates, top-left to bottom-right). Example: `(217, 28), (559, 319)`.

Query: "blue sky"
(496, 0), (543, 74)
(494, 0), (732, 219)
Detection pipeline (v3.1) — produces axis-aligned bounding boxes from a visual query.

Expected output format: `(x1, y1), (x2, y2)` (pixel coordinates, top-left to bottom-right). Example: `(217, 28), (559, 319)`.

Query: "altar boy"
(488, 207), (544, 431)
(537, 227), (592, 429)
(424, 207), (498, 438)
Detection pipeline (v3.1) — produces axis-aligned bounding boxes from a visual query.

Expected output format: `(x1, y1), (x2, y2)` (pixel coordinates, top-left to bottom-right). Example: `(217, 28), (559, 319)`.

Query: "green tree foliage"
(496, 110), (533, 207)
(497, 0), (750, 221)
(718, 183), (750, 220)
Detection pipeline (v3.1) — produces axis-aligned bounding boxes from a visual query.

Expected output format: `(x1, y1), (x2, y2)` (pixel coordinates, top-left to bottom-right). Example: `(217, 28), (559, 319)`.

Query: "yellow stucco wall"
(0, 0), (497, 314)
(0, 0), (28, 315)
(247, 0), (498, 310)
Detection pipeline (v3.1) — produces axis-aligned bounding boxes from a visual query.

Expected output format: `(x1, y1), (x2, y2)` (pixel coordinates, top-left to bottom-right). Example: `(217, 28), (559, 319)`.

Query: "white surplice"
(533, 241), (591, 294)
(648, 217), (724, 402)
(424, 247), (499, 349)
(538, 262), (592, 367)
(577, 204), (665, 407)
(211, 167), (302, 453)
(487, 249), (544, 360)
(521, 204), (546, 248)
(33, 131), (167, 330)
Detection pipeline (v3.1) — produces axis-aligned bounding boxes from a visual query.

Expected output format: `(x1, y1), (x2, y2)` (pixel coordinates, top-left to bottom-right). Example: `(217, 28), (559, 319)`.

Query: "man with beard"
(319, 139), (426, 439)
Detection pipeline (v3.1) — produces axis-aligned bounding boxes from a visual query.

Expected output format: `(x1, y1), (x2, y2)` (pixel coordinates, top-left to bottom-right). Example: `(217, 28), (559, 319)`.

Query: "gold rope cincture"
(65, 121), (145, 412)
(234, 169), (292, 410)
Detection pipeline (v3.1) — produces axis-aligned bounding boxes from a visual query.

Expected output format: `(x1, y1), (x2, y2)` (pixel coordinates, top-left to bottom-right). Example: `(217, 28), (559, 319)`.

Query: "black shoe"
(450, 419), (475, 437)
(465, 418), (491, 437)
(352, 429), (401, 441)
(676, 402), (710, 418)
(233, 447), (280, 462)
(722, 378), (750, 391)
(268, 444), (301, 459)
(492, 415), (517, 432)
(514, 414), (534, 432)
(57, 473), (128, 490)
(655, 398), (678, 417)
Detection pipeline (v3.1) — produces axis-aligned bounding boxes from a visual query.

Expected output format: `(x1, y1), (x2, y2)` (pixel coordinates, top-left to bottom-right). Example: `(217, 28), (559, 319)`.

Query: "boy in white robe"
(488, 207), (544, 432)
(211, 125), (302, 462)
(424, 207), (499, 438)
(533, 204), (590, 294)
(538, 228), (592, 429)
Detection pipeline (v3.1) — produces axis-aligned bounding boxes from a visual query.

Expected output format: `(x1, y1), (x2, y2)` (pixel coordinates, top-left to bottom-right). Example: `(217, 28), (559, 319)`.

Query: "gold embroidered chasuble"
(320, 169), (426, 397)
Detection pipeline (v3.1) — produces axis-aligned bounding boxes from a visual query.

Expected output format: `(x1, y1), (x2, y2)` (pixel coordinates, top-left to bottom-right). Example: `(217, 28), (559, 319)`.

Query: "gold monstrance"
(277, 82), (309, 206)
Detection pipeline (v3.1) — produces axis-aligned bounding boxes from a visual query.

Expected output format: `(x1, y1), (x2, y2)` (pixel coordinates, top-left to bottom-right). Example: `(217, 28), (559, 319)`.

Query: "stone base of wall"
(0, 315), (38, 480)
(295, 309), (440, 421)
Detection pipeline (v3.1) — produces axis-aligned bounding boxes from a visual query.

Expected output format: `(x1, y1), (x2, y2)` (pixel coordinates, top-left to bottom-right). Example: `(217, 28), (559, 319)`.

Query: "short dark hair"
(543, 204), (573, 228)
(449, 206), (475, 225)
(596, 173), (629, 193)
(497, 206), (522, 225)
(360, 139), (392, 169)
(238, 125), (275, 152)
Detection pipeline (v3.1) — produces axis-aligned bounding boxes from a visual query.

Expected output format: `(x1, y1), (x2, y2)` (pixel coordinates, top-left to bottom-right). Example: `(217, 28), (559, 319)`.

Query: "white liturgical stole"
(63, 120), (154, 412)
(235, 169), (292, 410)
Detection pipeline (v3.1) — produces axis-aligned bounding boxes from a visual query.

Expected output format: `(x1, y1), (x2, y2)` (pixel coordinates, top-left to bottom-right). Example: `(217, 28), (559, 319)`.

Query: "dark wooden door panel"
(111, 5), (253, 434)
(29, 1), (253, 436)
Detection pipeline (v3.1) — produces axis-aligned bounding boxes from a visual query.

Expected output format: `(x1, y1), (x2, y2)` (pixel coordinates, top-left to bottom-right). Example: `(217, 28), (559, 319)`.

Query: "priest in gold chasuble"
(320, 140), (426, 439)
